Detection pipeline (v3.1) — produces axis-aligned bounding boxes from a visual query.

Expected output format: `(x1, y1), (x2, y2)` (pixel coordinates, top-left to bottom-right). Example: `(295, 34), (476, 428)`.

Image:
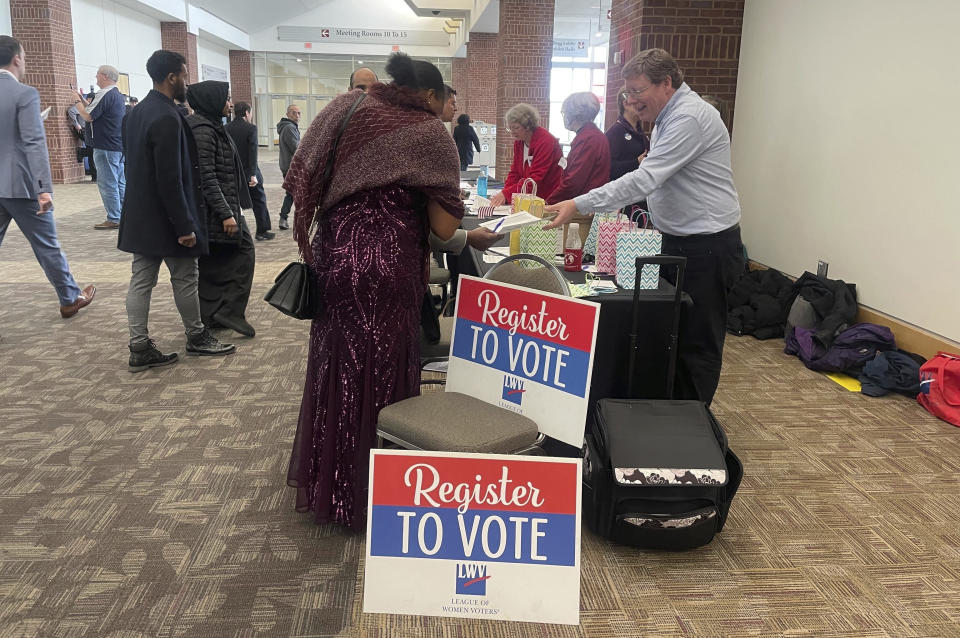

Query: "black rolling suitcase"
(582, 256), (743, 550)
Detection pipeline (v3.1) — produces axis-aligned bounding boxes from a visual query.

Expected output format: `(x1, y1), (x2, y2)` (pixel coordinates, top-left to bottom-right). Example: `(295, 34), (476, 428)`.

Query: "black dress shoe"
(278, 218), (290, 230)
(212, 312), (255, 337)
(255, 231), (276, 241)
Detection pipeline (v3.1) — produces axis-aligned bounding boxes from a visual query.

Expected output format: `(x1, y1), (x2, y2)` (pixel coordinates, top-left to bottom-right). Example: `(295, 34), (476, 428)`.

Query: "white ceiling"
(469, 0), (611, 38)
(195, 0), (332, 33)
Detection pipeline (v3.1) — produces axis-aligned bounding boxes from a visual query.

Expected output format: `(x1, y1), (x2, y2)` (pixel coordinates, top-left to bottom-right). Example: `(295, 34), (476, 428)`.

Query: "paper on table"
(492, 205), (512, 216)
(479, 211), (545, 232)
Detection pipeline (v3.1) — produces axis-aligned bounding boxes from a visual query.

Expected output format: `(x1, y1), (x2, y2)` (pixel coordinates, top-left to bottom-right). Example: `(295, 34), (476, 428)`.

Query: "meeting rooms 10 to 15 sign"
(363, 450), (581, 625)
(446, 275), (601, 448)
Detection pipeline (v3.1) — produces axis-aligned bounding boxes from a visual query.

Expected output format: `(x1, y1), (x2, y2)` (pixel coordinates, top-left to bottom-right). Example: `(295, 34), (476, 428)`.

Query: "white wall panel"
(732, 0), (960, 342)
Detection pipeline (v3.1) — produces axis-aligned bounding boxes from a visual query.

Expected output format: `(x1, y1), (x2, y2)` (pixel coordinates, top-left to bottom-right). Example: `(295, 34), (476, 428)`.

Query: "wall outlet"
(817, 260), (829, 277)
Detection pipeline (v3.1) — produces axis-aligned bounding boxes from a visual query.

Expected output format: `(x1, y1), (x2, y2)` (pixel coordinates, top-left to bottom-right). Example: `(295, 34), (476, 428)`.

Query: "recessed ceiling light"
(296, 57), (303, 62)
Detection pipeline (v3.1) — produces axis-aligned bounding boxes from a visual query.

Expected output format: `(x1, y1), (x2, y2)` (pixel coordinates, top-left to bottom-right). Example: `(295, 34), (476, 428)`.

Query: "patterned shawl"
(284, 83), (464, 263)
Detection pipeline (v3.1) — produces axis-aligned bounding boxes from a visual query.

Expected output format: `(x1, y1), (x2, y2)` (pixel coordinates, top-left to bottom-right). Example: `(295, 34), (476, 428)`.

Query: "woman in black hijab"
(186, 80), (257, 337)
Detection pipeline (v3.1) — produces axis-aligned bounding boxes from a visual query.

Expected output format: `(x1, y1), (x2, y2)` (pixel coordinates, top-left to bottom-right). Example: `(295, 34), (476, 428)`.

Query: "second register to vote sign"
(363, 450), (581, 625)
(445, 275), (601, 448)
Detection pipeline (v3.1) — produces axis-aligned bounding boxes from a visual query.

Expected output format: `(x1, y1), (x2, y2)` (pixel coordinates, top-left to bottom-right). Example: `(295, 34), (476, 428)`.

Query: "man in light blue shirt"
(546, 48), (744, 404)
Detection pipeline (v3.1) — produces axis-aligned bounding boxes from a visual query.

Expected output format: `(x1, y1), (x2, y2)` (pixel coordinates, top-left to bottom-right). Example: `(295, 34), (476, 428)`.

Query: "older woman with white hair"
(546, 92), (610, 204)
(488, 103), (563, 207)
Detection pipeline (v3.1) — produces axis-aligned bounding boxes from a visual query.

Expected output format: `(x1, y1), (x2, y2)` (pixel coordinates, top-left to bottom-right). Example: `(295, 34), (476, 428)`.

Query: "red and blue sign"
(446, 276), (601, 447)
(364, 450), (582, 624)
(368, 453), (578, 566)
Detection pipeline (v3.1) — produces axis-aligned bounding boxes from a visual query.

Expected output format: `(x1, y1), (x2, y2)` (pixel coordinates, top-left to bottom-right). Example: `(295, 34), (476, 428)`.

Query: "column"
(495, 0), (554, 181)
(229, 50), (253, 106)
(11, 0), (84, 183)
(160, 21), (199, 84)
(452, 56), (468, 109)
(605, 0), (745, 132)
(465, 32), (498, 125)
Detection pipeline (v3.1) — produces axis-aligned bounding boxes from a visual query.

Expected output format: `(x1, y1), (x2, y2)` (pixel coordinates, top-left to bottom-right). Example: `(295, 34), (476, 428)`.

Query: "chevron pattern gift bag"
(615, 228), (662, 289)
(595, 214), (635, 274)
(584, 211), (617, 256)
(514, 224), (560, 263)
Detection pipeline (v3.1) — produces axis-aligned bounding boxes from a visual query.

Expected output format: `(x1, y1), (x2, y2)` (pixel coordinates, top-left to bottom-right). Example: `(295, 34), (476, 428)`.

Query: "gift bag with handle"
(615, 210), (662, 290)
(514, 223), (561, 263)
(509, 178), (547, 255)
(584, 210), (618, 257)
(595, 212), (636, 274)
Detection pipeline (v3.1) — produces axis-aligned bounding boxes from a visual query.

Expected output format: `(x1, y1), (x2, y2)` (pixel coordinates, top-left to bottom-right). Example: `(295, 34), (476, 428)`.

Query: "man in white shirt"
(546, 48), (744, 404)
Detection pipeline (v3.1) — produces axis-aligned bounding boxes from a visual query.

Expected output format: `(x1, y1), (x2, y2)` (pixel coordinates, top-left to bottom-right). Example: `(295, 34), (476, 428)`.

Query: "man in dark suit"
(226, 101), (273, 240)
(119, 49), (234, 372)
(0, 35), (95, 320)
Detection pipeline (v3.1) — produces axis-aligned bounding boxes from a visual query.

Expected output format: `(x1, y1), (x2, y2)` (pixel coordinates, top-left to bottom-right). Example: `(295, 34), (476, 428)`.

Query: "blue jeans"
(93, 148), (125, 222)
(0, 197), (82, 306)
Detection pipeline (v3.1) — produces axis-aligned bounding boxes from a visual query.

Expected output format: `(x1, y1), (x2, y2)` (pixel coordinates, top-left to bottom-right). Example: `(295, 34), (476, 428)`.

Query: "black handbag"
(264, 261), (316, 319)
(263, 92), (366, 320)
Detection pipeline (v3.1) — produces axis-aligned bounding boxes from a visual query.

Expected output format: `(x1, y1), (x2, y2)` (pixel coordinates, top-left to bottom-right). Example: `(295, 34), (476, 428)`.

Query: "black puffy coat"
(727, 267), (794, 339)
(185, 83), (252, 245)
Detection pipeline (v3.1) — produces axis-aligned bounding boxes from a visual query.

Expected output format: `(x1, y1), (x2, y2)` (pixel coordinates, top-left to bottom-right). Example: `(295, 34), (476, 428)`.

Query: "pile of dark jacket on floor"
(728, 269), (925, 397)
(727, 268), (794, 339)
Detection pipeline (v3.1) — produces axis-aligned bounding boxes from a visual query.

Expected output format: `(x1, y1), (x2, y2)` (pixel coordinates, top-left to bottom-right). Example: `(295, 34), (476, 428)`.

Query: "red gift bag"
(918, 351), (960, 427)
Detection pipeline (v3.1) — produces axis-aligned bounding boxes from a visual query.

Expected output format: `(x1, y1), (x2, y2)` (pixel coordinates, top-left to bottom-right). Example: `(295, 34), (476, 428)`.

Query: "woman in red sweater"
(547, 92), (611, 204)
(489, 103), (563, 206)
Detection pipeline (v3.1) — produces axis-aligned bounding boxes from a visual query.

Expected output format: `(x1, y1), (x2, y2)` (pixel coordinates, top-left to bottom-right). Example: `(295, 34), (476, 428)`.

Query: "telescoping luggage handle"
(627, 255), (686, 399)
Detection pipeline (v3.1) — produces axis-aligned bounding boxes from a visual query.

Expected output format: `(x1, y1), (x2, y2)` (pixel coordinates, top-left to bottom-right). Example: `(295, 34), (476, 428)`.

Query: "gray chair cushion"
(378, 392), (539, 454)
(420, 316), (453, 360)
(430, 266), (451, 285)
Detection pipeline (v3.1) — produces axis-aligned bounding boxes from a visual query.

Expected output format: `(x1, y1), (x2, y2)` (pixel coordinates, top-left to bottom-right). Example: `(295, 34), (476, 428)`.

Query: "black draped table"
(454, 216), (692, 456)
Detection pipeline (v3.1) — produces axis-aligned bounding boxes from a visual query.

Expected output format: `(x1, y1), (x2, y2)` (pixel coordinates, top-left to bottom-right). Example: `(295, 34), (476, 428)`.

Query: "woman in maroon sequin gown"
(283, 54), (464, 530)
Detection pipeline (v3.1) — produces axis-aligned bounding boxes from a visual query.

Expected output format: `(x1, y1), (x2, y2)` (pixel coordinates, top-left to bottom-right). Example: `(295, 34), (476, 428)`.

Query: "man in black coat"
(226, 101), (273, 240)
(119, 49), (235, 372)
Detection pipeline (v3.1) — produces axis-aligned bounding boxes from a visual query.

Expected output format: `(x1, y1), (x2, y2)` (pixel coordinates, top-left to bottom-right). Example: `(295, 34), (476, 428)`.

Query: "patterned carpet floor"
(1, 154), (959, 637)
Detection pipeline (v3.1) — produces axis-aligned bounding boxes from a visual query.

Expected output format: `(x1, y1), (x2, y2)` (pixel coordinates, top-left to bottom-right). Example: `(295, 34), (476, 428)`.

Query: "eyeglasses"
(621, 85), (653, 100)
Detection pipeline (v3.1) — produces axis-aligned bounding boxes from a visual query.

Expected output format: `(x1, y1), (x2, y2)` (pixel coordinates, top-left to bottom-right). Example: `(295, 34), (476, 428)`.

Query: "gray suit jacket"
(0, 72), (53, 199)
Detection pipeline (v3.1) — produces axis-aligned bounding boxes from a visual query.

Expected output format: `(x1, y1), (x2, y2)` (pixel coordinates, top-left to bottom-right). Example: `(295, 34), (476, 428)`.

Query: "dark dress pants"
(249, 167), (271, 234)
(661, 224), (744, 405)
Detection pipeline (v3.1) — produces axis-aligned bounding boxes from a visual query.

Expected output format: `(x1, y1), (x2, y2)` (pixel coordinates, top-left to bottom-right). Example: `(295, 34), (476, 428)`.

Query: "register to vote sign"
(446, 275), (601, 447)
(363, 450), (581, 625)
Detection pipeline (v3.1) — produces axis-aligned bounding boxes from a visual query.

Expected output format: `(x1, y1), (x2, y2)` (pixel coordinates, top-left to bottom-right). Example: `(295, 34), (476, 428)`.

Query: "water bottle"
(564, 223), (583, 272)
(477, 165), (488, 198)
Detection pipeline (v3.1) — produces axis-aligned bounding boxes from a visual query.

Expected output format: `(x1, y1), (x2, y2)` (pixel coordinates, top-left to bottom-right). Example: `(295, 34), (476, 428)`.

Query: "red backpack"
(918, 352), (960, 427)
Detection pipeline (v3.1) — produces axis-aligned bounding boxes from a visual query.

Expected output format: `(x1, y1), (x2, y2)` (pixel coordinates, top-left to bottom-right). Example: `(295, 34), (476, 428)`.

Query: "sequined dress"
(286, 185), (428, 530)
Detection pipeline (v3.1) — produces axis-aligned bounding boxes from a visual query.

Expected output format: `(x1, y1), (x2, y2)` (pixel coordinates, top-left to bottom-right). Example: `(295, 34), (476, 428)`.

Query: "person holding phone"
(0, 36), (96, 320)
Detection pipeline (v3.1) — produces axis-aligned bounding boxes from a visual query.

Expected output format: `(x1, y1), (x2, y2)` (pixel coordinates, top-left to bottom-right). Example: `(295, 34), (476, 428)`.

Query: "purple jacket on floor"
(785, 323), (896, 373)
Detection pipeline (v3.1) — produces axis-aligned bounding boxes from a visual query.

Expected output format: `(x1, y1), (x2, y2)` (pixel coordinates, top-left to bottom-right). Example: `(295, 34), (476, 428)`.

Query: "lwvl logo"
(455, 563), (491, 596)
(502, 375), (525, 405)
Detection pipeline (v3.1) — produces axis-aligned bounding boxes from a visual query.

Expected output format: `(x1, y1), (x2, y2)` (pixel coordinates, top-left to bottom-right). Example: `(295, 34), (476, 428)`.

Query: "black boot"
(129, 339), (178, 372)
(278, 217), (290, 230)
(186, 328), (237, 356)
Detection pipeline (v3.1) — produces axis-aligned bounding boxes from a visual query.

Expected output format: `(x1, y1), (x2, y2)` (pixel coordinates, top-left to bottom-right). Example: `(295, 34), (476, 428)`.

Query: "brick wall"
(452, 56), (468, 115)
(229, 50), (253, 108)
(465, 32), (498, 125)
(495, 0), (554, 181)
(605, 0), (744, 133)
(161, 22), (199, 85)
(11, 0), (85, 183)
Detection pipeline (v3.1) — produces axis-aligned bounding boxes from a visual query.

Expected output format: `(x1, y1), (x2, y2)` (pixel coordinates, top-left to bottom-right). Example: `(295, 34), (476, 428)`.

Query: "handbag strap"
(319, 92), (367, 197)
